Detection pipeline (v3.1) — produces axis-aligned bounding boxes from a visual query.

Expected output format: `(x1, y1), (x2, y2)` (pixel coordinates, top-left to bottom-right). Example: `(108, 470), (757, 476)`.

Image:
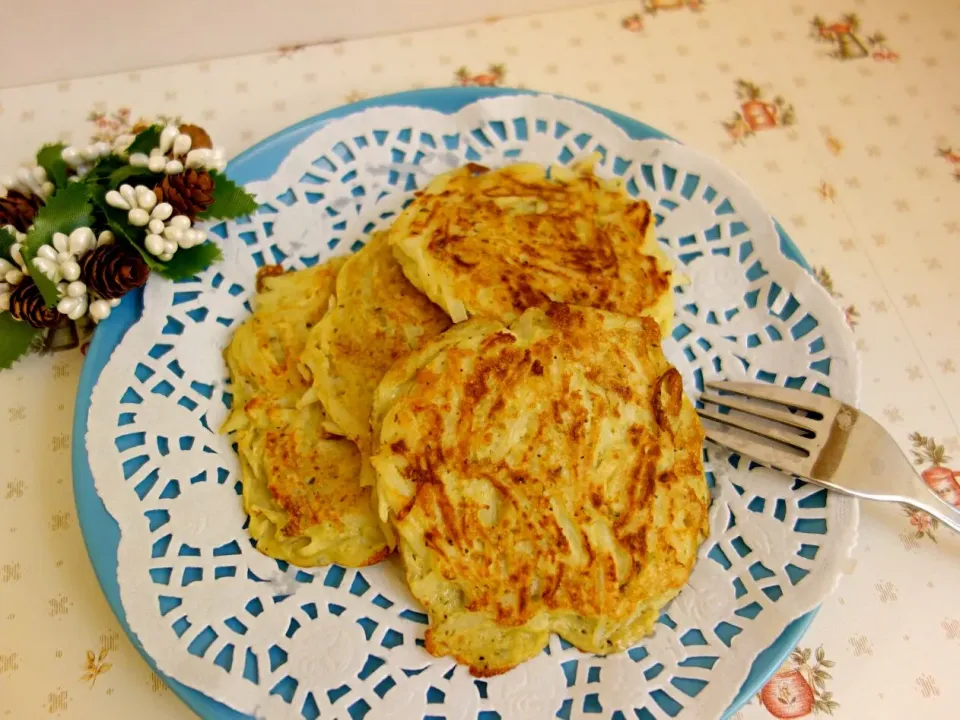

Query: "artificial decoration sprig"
(0, 121), (257, 370)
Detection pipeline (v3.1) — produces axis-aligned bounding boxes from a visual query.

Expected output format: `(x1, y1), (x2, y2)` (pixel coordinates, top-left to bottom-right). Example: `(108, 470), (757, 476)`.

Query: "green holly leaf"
(83, 154), (127, 184)
(0, 227), (16, 262)
(126, 125), (162, 156)
(25, 265), (64, 313)
(36, 143), (69, 189)
(157, 242), (223, 280)
(0, 313), (41, 370)
(109, 165), (161, 188)
(100, 203), (157, 263)
(103, 216), (154, 265)
(197, 171), (257, 220)
(21, 183), (93, 306)
(82, 131), (160, 191)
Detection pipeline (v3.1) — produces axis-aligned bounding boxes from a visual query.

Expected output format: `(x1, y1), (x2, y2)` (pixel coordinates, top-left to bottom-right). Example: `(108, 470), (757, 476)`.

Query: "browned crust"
(225, 260), (390, 568)
(378, 304), (708, 674)
(255, 264), (286, 293)
(391, 162), (671, 323)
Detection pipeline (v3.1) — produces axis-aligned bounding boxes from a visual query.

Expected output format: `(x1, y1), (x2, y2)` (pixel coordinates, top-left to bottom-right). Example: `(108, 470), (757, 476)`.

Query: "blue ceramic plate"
(73, 87), (816, 719)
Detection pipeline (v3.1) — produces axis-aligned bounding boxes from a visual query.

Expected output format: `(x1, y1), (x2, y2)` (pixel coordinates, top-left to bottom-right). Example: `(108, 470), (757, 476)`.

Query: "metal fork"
(698, 381), (960, 535)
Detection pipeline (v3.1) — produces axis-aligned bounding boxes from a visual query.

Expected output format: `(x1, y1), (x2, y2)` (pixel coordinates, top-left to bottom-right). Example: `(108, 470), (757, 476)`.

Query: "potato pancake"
(222, 262), (390, 568)
(388, 159), (674, 334)
(371, 303), (708, 675)
(300, 231), (451, 483)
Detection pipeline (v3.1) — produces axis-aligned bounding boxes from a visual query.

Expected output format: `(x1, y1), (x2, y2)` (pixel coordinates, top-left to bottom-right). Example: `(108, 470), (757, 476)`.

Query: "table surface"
(1, 0), (959, 717)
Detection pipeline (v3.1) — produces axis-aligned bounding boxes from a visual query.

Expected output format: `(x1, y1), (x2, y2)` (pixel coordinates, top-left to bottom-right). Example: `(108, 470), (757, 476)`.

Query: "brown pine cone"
(179, 123), (213, 150)
(8, 281), (59, 328)
(154, 169), (215, 219)
(0, 189), (41, 232)
(80, 244), (150, 300)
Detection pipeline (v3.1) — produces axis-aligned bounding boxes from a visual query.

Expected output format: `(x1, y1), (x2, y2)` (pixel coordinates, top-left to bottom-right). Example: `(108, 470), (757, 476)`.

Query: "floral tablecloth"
(1, 0), (959, 717)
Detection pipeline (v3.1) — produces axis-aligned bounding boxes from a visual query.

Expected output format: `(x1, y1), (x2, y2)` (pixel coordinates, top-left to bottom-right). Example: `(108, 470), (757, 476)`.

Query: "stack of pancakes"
(223, 159), (710, 675)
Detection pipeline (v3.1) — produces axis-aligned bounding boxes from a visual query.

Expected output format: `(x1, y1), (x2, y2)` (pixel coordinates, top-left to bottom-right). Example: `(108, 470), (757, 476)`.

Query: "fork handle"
(818, 416), (960, 536)
(814, 414), (960, 533)
(876, 454), (960, 535)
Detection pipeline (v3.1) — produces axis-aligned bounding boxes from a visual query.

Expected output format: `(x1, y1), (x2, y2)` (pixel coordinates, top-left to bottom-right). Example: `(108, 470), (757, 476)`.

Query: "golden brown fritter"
(371, 303), (708, 675)
(388, 159), (674, 334)
(300, 231), (451, 483)
(222, 262), (390, 567)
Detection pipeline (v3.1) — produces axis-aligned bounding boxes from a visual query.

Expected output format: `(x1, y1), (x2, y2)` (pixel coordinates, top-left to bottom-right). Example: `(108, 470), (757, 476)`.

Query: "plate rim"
(73, 86), (824, 720)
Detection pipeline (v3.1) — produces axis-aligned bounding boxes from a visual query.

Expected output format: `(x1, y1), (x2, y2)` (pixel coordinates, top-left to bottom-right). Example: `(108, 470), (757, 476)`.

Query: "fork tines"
(696, 381), (830, 465)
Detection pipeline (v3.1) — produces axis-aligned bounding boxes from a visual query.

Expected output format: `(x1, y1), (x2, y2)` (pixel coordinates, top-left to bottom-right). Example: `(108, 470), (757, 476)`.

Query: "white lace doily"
(85, 94), (860, 720)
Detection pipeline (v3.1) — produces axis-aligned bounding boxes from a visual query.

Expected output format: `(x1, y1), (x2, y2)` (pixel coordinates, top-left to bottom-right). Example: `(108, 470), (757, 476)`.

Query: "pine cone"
(80, 244), (150, 300)
(154, 169), (215, 219)
(179, 123), (212, 150)
(8, 281), (59, 328)
(0, 189), (41, 232)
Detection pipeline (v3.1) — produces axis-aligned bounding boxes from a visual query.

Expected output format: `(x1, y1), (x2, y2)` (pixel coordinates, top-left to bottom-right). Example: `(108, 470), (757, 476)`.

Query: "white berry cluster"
(127, 124), (225, 175)
(53, 229), (118, 323)
(58, 279), (119, 324)
(32, 226), (94, 283)
(105, 184), (205, 262)
(0, 165), (54, 200)
(60, 142), (114, 177)
(0, 225), (119, 323)
(0, 240), (26, 312)
(61, 130), (148, 170)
